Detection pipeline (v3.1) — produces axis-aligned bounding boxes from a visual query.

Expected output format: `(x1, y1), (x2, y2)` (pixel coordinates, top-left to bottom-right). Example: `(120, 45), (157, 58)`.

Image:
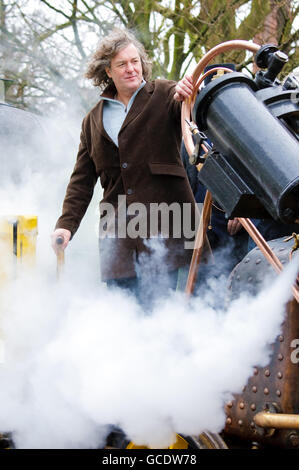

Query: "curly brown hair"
(85, 28), (152, 89)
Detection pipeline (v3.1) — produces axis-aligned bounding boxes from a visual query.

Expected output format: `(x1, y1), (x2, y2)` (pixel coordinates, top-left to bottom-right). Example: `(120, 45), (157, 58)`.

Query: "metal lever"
(55, 236), (65, 279)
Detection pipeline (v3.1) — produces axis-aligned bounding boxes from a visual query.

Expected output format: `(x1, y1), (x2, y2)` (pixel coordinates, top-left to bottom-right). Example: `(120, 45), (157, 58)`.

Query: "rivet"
(239, 402), (245, 409)
(278, 335), (284, 342)
(244, 257), (250, 263)
(248, 276), (253, 282)
(226, 417), (232, 425)
(288, 433), (299, 448)
(227, 401), (233, 408)
(236, 275), (240, 281)
(252, 386), (257, 393)
(265, 369), (270, 377)
(250, 422), (256, 429)
(276, 390), (281, 397)
(238, 419), (243, 426)
(254, 368), (258, 375)
(251, 403), (256, 411)
(278, 353), (284, 361)
(255, 258), (262, 265)
(277, 372), (283, 379)
(264, 387), (269, 395)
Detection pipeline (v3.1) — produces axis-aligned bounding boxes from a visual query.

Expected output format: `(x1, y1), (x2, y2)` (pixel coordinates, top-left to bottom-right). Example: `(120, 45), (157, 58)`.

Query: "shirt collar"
(100, 79), (146, 104)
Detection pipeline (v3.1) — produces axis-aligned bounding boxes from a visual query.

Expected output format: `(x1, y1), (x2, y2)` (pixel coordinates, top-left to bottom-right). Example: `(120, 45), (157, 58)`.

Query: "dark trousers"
(105, 261), (227, 311)
(106, 268), (183, 311)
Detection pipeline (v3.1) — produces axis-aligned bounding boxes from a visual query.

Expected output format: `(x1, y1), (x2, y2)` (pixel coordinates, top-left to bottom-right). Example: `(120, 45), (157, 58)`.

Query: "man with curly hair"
(51, 28), (196, 302)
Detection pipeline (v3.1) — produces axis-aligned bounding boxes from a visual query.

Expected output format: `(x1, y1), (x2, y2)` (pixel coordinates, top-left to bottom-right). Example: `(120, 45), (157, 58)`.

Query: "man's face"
(106, 43), (143, 96)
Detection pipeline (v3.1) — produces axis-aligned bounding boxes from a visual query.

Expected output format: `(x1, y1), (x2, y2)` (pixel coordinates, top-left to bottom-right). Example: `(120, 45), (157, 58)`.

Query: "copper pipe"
(254, 411), (299, 430)
(194, 66), (234, 90)
(182, 40), (260, 158)
(185, 190), (213, 296)
(192, 40), (260, 88)
(238, 218), (283, 274)
(238, 218), (299, 303)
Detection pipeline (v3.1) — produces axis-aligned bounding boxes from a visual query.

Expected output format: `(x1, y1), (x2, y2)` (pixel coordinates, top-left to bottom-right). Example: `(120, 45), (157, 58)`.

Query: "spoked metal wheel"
(107, 430), (228, 449)
(189, 431), (228, 449)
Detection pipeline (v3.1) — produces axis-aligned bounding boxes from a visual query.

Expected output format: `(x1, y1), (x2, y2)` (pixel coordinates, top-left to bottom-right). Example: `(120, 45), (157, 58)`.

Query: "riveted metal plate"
(224, 236), (299, 448)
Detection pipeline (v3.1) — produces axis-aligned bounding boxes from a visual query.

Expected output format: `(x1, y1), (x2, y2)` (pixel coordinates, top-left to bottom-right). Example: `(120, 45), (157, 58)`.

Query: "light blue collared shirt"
(101, 80), (146, 147)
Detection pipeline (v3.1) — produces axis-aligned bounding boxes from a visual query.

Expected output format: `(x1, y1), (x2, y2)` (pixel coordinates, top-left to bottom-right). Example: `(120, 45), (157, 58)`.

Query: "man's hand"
(174, 74), (194, 102)
(51, 228), (71, 254)
(227, 218), (242, 236)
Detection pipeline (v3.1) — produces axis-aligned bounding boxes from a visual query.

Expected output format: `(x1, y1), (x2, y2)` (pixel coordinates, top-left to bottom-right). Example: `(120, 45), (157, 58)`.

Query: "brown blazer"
(56, 80), (197, 280)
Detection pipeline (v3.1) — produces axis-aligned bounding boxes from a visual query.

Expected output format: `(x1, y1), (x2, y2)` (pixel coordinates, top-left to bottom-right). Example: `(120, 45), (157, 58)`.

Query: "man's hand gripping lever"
(51, 228), (71, 279)
(55, 236), (65, 279)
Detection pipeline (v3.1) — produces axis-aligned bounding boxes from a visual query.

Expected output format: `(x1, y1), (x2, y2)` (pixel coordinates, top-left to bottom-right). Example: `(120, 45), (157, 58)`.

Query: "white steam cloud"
(0, 104), (298, 449)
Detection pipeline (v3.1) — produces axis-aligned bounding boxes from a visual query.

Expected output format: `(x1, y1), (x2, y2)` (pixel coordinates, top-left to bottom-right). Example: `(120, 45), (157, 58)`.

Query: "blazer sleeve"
(165, 80), (182, 124)
(55, 120), (98, 237)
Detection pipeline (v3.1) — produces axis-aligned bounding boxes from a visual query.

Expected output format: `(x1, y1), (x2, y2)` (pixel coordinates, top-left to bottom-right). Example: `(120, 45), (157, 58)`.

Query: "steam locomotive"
(0, 40), (298, 450)
(181, 40), (299, 449)
(109, 41), (299, 450)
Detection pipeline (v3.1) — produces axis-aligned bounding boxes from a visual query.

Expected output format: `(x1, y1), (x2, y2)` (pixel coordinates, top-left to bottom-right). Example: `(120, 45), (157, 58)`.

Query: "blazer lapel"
(90, 100), (115, 145)
(119, 81), (154, 134)
(90, 84), (118, 143)
(89, 81), (154, 141)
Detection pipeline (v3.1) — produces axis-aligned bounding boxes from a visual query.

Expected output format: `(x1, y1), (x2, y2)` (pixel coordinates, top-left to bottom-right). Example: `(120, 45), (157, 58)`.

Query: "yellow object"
(0, 216), (38, 364)
(126, 434), (189, 449)
(0, 215), (38, 282)
(168, 434), (189, 449)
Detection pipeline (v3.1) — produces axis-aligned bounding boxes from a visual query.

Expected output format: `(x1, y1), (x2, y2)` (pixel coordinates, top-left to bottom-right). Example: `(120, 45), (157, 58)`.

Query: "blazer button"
(127, 188), (133, 195)
(122, 162), (128, 169)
